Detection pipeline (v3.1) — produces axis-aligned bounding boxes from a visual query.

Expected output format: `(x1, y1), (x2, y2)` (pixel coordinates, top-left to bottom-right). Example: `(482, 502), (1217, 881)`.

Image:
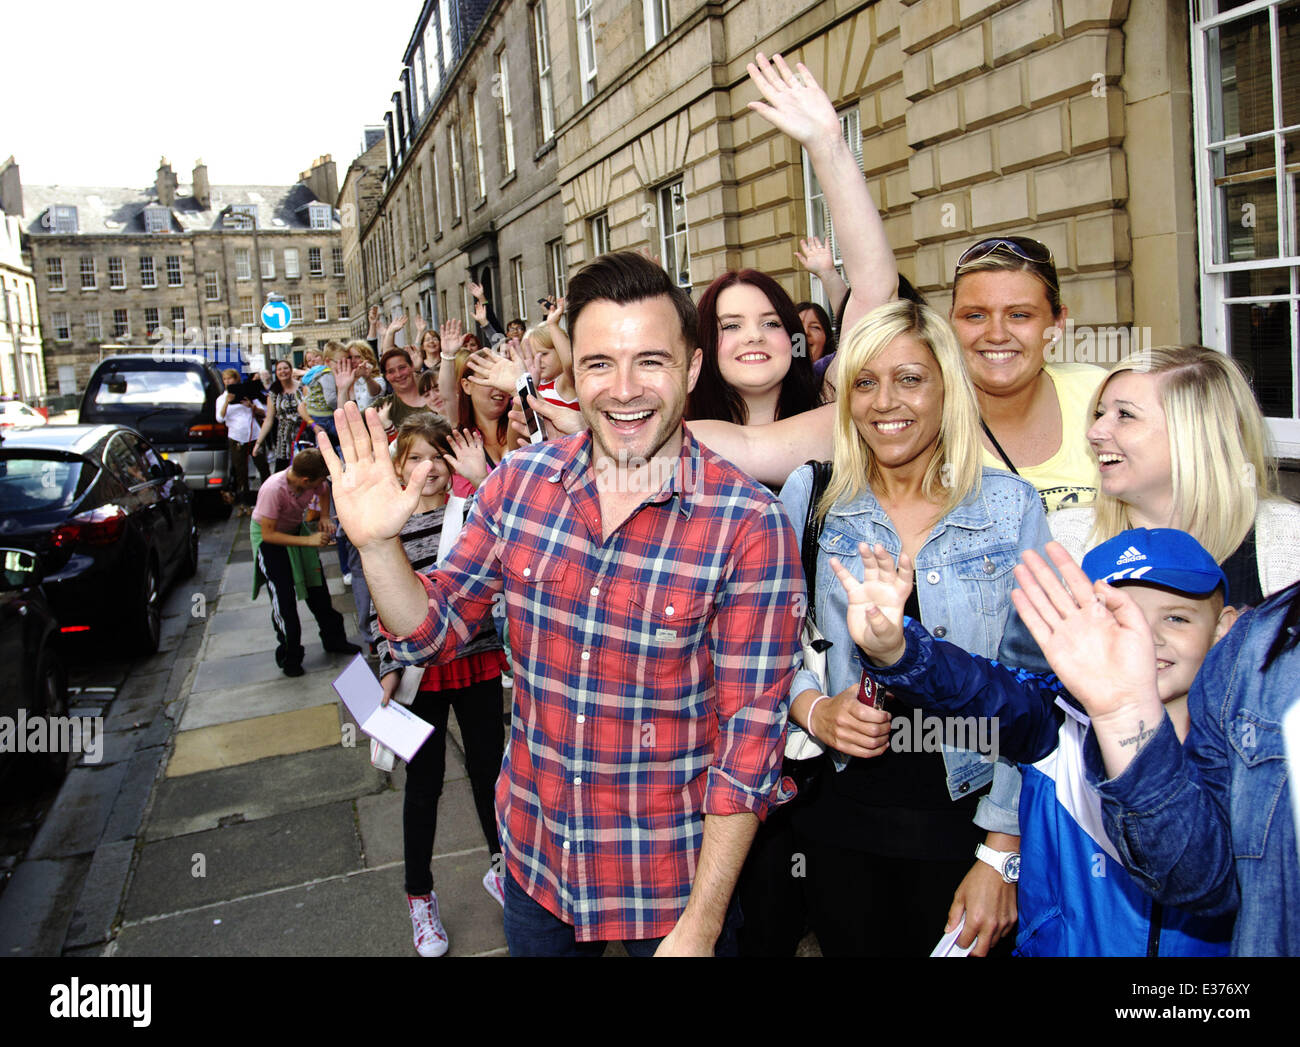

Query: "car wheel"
(125, 558), (162, 655)
(178, 515), (200, 579)
(26, 637), (74, 786)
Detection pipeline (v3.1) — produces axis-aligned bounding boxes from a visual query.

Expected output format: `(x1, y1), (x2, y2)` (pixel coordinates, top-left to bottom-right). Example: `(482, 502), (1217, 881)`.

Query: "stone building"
(346, 0), (565, 342)
(10, 156), (351, 393)
(355, 0), (1298, 461)
(0, 159), (45, 401)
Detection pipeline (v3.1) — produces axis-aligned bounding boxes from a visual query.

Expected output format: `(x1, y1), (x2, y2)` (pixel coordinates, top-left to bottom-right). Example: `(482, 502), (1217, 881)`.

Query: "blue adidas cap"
(1081, 528), (1228, 604)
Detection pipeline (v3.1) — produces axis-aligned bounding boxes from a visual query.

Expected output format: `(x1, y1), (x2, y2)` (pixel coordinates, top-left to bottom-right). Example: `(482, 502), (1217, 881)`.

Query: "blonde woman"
(777, 300), (1051, 957)
(1050, 345), (1300, 606)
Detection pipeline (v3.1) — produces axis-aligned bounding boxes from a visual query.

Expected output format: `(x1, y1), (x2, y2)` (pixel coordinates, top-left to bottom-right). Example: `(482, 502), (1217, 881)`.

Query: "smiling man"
(324, 252), (803, 956)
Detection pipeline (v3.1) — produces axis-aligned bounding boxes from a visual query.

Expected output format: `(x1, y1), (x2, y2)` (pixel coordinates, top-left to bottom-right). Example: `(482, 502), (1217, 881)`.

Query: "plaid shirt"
(382, 426), (803, 942)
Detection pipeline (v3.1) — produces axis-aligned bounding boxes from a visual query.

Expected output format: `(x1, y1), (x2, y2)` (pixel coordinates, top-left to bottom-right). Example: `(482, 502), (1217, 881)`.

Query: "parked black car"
(79, 354), (230, 512)
(0, 425), (198, 653)
(0, 546), (68, 786)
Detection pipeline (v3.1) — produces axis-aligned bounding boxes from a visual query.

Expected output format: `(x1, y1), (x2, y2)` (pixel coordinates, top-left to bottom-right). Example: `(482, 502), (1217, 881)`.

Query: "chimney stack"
(299, 154), (338, 206)
(192, 159), (210, 209)
(155, 157), (178, 207)
(0, 156), (22, 217)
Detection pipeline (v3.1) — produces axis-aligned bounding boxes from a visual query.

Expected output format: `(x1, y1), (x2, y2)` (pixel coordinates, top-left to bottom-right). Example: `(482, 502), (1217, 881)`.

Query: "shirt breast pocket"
(501, 549), (571, 607)
(627, 584), (709, 650)
(1227, 710), (1288, 861)
(953, 548), (1019, 617)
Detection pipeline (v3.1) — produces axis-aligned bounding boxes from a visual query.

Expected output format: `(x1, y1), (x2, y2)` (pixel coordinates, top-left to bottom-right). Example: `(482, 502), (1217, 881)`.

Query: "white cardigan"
(1049, 498), (1300, 598)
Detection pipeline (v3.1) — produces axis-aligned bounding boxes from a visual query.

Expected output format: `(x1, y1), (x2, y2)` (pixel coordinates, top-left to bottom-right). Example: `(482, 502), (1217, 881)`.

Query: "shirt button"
(665, 605), (674, 617)
(576, 714), (585, 724)
(581, 651), (590, 661)
(523, 567), (531, 578)
(562, 840), (570, 850)
(926, 571), (940, 585)
(934, 626), (947, 638)
(590, 586), (599, 597)
(574, 776), (582, 785)
(959, 781), (970, 793)
(984, 560), (996, 574)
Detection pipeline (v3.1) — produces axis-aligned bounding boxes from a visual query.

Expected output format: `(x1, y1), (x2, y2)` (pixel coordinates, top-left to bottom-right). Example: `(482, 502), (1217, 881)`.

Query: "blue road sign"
(261, 300), (292, 330)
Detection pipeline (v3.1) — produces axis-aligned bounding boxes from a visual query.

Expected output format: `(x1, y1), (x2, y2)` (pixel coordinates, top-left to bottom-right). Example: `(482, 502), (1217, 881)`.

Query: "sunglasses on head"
(956, 236), (1055, 270)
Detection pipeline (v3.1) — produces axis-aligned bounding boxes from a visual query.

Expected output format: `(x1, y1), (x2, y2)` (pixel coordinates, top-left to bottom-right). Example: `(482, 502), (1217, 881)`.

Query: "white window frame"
(84, 309), (102, 341)
(144, 307), (160, 337)
(287, 293), (303, 324)
(643, 0), (669, 49)
(204, 271), (220, 300)
(801, 105), (863, 311)
(166, 254), (183, 287)
(284, 248), (300, 279)
(534, 2), (556, 142)
(171, 306), (185, 332)
(314, 292), (328, 323)
(108, 256), (125, 289)
(333, 246), (345, 278)
(449, 127), (464, 220)
(424, 17), (441, 97)
(498, 51), (516, 176)
(430, 148), (444, 235)
(337, 291), (350, 320)
(440, 0), (455, 75)
(309, 204), (332, 230)
(589, 212), (610, 257)
(512, 256), (527, 321)
(140, 256), (158, 289)
(234, 248), (251, 282)
(658, 180), (691, 289)
(238, 295), (255, 327)
(46, 257), (64, 291)
(144, 206), (170, 233)
(113, 308), (129, 338)
(576, 0), (598, 104)
(548, 237), (567, 297)
(1191, 0), (1300, 455)
(51, 310), (70, 342)
(79, 255), (97, 290)
(259, 248), (275, 280)
(51, 205), (78, 234)
(472, 91), (487, 200)
(309, 247), (324, 277)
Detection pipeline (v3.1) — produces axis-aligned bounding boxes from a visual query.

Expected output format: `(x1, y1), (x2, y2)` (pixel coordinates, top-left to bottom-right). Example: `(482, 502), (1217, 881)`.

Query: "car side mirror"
(0, 547), (44, 591)
(167, 459), (184, 478)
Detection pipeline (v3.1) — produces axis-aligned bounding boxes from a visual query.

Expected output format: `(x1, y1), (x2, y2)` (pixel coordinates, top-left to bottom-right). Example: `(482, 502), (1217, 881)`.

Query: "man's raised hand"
(319, 403), (429, 551)
(828, 542), (914, 666)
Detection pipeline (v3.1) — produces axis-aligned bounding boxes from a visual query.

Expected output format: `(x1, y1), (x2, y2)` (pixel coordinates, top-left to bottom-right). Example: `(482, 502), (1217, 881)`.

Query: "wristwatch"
(975, 843), (1020, 883)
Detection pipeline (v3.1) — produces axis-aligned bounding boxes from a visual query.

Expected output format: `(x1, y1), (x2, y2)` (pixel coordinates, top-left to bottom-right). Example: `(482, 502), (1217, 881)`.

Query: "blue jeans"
(503, 868), (741, 957)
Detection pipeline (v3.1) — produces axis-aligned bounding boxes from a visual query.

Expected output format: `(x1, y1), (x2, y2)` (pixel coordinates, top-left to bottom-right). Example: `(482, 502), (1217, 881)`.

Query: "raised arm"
(438, 318), (464, 427)
(795, 236), (849, 316)
(748, 53), (896, 334)
(686, 401), (835, 487)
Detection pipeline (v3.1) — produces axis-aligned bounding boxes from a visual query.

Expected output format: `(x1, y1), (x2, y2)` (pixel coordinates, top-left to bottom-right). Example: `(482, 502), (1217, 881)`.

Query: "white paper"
(332, 655), (434, 763)
(930, 917), (976, 957)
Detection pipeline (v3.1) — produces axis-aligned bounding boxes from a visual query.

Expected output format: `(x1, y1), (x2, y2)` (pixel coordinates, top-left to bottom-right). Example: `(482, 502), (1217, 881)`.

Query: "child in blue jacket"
(832, 528), (1238, 956)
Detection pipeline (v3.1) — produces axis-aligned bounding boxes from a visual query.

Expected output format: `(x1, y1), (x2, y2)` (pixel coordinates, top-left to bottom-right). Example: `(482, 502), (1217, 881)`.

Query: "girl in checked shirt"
(374, 413), (508, 957)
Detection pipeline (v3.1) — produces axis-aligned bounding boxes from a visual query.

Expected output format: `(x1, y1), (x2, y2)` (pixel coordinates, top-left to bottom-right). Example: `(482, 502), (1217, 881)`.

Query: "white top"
(218, 395), (258, 444)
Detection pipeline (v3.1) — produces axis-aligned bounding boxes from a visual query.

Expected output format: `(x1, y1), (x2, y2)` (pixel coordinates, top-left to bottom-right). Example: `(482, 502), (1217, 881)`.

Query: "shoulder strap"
(980, 418), (1019, 476)
(801, 460), (832, 617)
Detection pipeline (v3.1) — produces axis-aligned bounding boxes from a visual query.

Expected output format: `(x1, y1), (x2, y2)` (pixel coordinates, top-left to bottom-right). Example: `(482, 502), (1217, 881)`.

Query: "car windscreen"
(92, 368), (207, 406)
(0, 452), (94, 513)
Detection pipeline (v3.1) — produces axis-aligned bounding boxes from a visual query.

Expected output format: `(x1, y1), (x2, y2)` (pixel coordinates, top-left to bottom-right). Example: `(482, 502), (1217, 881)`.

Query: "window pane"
(1206, 8), (1274, 140)
(1210, 139), (1279, 262)
(1226, 298), (1296, 417)
(1283, 1), (1300, 127)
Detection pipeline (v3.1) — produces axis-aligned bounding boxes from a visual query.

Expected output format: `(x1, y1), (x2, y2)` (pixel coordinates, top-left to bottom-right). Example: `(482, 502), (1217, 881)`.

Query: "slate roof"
(18, 182), (340, 237)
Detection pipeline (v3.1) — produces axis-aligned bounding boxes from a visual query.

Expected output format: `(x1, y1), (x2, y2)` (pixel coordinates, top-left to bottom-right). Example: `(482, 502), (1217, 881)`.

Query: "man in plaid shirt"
(323, 253), (803, 956)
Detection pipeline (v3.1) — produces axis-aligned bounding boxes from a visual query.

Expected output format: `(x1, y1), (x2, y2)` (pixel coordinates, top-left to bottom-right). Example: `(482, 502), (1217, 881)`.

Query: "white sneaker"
(343, 572), (353, 586)
(407, 893), (448, 957)
(482, 866), (504, 908)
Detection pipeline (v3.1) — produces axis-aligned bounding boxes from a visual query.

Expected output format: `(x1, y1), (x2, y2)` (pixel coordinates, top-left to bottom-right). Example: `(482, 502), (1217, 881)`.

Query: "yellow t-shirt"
(980, 361), (1106, 513)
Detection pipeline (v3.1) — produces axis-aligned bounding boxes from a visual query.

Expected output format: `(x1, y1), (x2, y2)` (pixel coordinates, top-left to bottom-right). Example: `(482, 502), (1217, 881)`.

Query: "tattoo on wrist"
(1116, 718), (1159, 751)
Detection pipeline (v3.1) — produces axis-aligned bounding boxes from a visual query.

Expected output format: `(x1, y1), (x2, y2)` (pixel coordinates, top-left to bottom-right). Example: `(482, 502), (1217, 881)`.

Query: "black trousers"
(403, 676), (505, 897)
(256, 542), (348, 669)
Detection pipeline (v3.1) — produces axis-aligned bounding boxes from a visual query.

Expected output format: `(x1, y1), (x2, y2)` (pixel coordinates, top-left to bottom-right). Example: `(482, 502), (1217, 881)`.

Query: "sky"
(2, 1), (421, 193)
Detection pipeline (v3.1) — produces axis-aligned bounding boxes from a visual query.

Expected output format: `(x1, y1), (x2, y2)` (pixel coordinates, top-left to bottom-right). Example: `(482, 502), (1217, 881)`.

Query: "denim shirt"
(780, 465), (1053, 836)
(1084, 589), (1300, 955)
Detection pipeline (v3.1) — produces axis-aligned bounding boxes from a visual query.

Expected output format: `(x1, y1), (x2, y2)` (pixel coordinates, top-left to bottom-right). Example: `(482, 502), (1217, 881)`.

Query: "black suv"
(79, 354), (229, 509)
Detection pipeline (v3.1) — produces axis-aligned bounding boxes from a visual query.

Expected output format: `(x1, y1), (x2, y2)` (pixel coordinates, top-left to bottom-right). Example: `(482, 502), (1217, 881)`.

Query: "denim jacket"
(780, 465), (1053, 836)
(1084, 588), (1300, 955)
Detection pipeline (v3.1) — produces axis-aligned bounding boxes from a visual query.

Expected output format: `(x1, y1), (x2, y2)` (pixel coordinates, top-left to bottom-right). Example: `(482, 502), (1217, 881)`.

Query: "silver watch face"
(1005, 853), (1020, 882)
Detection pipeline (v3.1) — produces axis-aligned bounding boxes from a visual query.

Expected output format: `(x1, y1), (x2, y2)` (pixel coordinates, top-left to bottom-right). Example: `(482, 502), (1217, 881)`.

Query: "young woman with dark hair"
(687, 269), (820, 426)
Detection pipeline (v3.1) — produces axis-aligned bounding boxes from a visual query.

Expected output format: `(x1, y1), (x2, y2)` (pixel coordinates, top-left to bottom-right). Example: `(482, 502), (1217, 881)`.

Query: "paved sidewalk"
(106, 521), (510, 957)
